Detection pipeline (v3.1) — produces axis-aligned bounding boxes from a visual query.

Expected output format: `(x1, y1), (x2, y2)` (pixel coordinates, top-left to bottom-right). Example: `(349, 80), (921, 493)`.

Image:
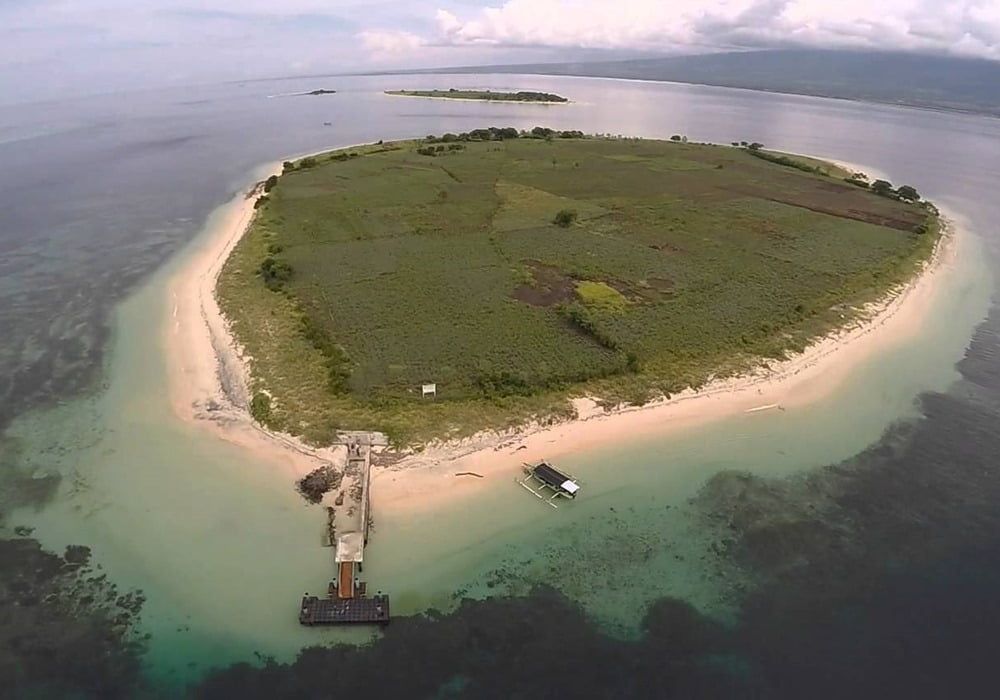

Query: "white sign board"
(422, 383), (436, 398)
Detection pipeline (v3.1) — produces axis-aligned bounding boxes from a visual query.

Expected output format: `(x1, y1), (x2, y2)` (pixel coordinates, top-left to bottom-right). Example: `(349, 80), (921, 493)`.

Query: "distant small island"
(304, 89), (336, 96)
(386, 89), (568, 103)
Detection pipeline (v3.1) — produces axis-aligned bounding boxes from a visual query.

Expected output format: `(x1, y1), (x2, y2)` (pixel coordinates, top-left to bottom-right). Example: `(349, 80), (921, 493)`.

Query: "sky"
(2, 0), (999, 103)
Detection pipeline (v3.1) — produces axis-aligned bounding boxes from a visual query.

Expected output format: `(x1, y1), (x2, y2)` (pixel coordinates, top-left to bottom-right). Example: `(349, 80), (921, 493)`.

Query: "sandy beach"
(164, 164), (345, 479)
(164, 158), (960, 515)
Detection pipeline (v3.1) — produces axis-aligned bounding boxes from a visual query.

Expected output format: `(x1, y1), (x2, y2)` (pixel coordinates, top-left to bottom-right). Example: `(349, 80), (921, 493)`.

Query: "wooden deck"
(299, 594), (390, 626)
(337, 561), (354, 599)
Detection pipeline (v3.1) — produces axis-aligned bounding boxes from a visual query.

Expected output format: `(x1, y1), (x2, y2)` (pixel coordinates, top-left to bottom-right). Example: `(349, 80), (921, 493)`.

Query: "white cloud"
(424, 0), (1000, 59)
(359, 29), (426, 54)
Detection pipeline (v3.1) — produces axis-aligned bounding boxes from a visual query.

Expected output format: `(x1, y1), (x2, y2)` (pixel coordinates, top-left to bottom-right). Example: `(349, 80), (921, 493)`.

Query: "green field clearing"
(218, 134), (938, 446)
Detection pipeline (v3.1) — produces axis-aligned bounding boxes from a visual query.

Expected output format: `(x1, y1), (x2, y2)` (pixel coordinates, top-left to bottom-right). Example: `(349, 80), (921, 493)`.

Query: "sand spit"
(165, 161), (958, 516)
(164, 166), (345, 480)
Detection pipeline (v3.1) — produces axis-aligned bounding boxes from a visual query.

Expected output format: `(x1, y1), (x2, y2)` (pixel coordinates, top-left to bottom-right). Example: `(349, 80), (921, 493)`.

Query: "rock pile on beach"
(295, 464), (343, 504)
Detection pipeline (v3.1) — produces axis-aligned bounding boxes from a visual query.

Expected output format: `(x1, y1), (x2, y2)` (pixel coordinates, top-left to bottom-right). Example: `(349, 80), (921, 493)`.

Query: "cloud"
(359, 29), (426, 54)
(425, 0), (1000, 59)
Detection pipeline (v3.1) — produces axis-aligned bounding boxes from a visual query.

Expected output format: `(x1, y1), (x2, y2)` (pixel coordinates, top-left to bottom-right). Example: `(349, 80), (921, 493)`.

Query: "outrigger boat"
(517, 461), (581, 508)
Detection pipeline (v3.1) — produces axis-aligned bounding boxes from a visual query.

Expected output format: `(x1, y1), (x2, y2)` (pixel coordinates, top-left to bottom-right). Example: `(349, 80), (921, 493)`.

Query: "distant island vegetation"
(303, 89), (336, 95)
(386, 89), (568, 103)
(401, 49), (1000, 118)
(219, 129), (938, 446)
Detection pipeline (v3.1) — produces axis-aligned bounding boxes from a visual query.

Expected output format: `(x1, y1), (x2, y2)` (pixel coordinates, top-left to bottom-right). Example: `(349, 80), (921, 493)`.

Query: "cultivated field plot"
(218, 135), (935, 444)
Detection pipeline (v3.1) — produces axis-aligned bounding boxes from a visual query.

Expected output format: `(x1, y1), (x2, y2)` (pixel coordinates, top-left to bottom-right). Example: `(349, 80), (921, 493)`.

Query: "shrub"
(259, 256), (293, 291)
(249, 392), (272, 424)
(871, 179), (895, 197)
(254, 195), (269, 209)
(553, 209), (578, 227)
(299, 315), (352, 393)
(299, 157), (318, 169)
(263, 175), (279, 193)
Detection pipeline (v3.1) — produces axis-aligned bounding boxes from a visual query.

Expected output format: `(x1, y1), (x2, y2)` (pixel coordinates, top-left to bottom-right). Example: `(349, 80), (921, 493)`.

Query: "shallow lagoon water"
(1, 74), (999, 690)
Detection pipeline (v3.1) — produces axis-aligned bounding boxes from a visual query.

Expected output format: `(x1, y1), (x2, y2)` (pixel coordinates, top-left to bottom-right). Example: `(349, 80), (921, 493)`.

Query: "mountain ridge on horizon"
(368, 49), (1000, 118)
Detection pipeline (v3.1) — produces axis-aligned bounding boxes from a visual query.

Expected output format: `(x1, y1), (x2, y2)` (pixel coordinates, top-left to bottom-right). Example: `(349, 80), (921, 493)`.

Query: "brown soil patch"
(511, 261), (575, 307)
(765, 196), (923, 231)
(726, 177), (926, 232)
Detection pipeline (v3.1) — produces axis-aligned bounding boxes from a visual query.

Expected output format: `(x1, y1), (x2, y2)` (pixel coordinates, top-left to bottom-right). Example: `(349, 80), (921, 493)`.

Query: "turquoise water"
(8, 192), (989, 685)
(2, 75), (998, 690)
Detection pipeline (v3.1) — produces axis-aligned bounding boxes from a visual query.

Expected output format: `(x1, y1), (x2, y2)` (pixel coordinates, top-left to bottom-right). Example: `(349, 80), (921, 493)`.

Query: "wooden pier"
(298, 433), (392, 626)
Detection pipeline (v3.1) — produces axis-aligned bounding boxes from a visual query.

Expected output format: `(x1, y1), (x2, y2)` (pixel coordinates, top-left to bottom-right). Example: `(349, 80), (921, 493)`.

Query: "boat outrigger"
(517, 461), (581, 508)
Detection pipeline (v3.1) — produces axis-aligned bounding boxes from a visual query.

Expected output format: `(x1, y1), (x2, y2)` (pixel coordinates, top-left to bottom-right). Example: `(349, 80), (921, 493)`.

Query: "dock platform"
(299, 594), (390, 626)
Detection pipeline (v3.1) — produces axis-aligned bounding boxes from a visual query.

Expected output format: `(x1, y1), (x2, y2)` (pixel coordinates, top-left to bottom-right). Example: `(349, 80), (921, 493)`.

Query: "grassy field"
(386, 89), (568, 103)
(218, 133), (938, 446)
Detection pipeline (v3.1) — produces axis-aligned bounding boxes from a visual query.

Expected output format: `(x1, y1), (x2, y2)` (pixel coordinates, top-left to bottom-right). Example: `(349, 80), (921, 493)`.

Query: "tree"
(263, 175), (279, 193)
(553, 209), (578, 227)
(748, 142), (764, 151)
(897, 184), (920, 201)
(670, 135), (682, 142)
(871, 179), (895, 196)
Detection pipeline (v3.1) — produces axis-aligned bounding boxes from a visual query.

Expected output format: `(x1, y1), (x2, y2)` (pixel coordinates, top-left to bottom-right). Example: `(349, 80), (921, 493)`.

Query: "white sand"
(163, 167), (344, 478)
(164, 159), (958, 516)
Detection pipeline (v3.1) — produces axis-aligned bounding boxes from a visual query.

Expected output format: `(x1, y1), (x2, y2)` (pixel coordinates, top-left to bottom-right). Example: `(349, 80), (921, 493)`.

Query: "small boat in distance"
(517, 461), (581, 508)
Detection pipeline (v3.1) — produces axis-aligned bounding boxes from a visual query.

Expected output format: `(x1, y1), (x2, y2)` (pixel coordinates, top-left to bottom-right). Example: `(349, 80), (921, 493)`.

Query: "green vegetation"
(575, 281), (629, 312)
(387, 89), (569, 103)
(745, 148), (852, 178)
(553, 209), (578, 227)
(218, 133), (939, 446)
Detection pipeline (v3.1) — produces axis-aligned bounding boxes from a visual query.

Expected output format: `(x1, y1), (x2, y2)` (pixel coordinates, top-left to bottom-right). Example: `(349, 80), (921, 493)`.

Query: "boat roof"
(532, 462), (572, 488)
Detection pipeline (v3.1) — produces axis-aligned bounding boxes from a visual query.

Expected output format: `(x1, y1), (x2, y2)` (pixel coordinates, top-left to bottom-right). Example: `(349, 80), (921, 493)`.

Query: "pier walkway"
(300, 432), (391, 626)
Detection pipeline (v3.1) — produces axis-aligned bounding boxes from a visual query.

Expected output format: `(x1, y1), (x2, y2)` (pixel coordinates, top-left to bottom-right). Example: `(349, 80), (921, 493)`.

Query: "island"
(386, 89), (569, 103)
(216, 130), (939, 448)
(304, 89), (336, 96)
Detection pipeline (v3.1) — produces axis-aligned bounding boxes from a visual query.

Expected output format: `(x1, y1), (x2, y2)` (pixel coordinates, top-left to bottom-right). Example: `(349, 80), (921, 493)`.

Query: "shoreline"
(164, 149), (957, 515)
